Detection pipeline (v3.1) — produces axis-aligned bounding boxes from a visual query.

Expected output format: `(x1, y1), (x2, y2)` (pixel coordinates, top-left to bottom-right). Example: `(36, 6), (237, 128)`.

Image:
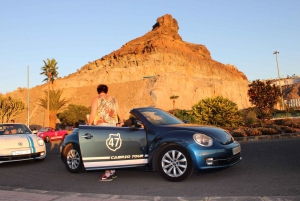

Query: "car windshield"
(39, 127), (50, 132)
(138, 108), (183, 125)
(0, 124), (32, 135)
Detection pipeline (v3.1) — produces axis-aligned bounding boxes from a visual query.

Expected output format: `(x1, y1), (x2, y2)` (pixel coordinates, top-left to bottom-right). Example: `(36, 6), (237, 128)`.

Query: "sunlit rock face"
(7, 14), (250, 125)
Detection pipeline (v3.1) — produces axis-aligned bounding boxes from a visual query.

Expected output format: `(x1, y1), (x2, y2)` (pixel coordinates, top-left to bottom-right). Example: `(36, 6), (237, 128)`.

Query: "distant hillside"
(283, 83), (300, 99)
(5, 14), (251, 126)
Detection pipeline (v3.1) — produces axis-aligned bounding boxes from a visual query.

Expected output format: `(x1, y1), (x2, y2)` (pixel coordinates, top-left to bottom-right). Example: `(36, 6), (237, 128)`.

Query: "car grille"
(212, 153), (241, 166)
(0, 153), (42, 162)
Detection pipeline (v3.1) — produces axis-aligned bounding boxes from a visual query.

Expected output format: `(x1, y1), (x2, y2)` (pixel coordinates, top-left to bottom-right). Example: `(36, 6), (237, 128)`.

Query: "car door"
(79, 126), (148, 170)
(51, 128), (59, 140)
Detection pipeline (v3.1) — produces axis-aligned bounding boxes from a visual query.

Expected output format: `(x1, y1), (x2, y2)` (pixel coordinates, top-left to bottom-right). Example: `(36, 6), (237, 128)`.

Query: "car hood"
(157, 124), (234, 145)
(0, 134), (38, 149)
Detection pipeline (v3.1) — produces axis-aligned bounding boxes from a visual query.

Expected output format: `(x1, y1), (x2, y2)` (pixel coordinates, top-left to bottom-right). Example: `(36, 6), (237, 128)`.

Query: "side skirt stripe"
(83, 159), (148, 168)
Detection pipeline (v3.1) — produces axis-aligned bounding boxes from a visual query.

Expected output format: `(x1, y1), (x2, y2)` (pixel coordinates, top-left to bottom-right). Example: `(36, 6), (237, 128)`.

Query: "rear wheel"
(63, 144), (83, 173)
(157, 145), (194, 182)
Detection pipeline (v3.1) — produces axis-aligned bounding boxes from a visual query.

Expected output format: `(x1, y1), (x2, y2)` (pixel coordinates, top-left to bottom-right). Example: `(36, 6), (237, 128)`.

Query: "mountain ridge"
(5, 14), (251, 125)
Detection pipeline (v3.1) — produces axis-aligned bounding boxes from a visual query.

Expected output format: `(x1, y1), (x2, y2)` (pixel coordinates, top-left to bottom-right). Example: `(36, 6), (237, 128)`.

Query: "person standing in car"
(88, 84), (124, 181)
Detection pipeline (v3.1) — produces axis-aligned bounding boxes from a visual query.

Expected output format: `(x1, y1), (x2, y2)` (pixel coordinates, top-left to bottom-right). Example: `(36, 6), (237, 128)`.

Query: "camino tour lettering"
(106, 133), (122, 151)
(110, 154), (144, 160)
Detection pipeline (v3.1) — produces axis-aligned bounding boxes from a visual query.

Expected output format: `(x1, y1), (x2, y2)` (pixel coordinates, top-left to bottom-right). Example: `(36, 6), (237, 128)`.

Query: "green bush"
(273, 112), (292, 118)
(173, 109), (197, 124)
(239, 107), (258, 126)
(192, 96), (243, 127)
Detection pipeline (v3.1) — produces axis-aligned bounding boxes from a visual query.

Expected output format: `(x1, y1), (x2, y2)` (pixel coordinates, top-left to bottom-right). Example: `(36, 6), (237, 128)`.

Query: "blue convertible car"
(60, 107), (241, 182)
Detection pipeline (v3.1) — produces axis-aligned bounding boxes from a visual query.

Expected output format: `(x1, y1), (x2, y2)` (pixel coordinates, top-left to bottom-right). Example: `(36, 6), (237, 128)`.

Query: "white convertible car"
(0, 123), (46, 164)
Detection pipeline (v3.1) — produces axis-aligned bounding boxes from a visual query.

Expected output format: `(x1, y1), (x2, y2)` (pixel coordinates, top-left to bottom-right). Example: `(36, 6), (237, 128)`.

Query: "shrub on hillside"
(231, 128), (247, 137)
(265, 125), (282, 133)
(258, 127), (278, 135)
(282, 119), (300, 128)
(244, 128), (262, 136)
(281, 126), (297, 133)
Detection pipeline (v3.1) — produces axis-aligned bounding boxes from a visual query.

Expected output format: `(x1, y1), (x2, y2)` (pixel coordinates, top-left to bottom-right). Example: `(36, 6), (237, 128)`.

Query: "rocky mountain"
(5, 14), (251, 126)
(283, 83), (300, 99)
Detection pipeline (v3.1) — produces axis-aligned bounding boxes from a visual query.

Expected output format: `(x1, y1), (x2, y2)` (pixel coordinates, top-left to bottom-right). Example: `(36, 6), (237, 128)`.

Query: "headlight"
(39, 134), (43, 137)
(193, 133), (213, 147)
(37, 139), (45, 146)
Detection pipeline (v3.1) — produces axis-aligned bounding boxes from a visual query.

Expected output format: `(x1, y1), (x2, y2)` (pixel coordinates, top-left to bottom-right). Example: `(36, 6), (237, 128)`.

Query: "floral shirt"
(94, 97), (118, 125)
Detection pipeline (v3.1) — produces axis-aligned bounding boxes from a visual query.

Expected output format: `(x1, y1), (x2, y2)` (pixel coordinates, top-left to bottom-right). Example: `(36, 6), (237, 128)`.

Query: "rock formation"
(4, 14), (251, 126)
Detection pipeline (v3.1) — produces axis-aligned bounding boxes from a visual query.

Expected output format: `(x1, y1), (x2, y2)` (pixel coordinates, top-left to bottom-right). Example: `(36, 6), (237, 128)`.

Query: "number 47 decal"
(106, 133), (122, 151)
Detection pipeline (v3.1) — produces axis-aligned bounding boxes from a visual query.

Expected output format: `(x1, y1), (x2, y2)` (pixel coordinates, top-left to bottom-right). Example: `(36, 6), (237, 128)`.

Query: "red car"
(37, 127), (68, 143)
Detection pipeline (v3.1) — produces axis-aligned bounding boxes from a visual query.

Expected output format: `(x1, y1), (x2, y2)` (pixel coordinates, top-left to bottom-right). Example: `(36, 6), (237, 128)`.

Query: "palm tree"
(40, 58), (59, 88)
(38, 90), (69, 128)
(40, 58), (59, 126)
(170, 95), (179, 114)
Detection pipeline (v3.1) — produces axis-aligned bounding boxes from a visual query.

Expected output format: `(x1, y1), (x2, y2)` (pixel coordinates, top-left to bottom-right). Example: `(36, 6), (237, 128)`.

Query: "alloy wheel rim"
(66, 149), (80, 169)
(161, 150), (187, 177)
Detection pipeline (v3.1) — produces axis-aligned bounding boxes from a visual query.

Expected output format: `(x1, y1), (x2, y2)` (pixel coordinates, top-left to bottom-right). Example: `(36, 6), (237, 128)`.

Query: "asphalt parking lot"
(1, 132), (300, 201)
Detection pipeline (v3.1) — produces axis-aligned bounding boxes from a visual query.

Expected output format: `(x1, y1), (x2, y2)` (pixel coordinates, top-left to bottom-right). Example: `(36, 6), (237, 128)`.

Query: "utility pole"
(47, 72), (51, 127)
(273, 51), (285, 110)
(27, 66), (30, 126)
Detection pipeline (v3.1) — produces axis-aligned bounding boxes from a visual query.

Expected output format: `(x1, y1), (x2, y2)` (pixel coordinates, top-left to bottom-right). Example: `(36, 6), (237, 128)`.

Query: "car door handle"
(81, 133), (93, 139)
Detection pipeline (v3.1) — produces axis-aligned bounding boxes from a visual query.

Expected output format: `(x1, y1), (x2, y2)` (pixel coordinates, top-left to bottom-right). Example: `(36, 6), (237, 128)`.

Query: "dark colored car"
(60, 107), (241, 182)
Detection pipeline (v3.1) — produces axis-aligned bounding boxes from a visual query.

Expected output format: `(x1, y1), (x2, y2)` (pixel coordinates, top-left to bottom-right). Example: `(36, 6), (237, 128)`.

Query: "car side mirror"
(130, 118), (143, 128)
(135, 120), (143, 128)
(183, 120), (189, 124)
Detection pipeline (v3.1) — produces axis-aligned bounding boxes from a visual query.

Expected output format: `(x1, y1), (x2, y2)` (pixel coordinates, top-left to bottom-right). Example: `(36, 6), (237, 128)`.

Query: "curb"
(0, 187), (300, 201)
(234, 132), (300, 142)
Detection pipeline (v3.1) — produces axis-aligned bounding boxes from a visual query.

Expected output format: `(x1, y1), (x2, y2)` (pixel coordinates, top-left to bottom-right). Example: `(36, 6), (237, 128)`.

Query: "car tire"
(45, 136), (50, 143)
(63, 144), (83, 173)
(157, 145), (194, 182)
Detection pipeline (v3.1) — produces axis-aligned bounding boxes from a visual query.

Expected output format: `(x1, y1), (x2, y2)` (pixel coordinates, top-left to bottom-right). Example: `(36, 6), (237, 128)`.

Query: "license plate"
(12, 150), (31, 155)
(232, 146), (241, 155)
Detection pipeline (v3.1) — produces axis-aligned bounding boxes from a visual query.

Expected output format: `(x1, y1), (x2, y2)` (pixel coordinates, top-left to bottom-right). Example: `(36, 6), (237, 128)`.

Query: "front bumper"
(0, 151), (46, 163)
(188, 141), (242, 171)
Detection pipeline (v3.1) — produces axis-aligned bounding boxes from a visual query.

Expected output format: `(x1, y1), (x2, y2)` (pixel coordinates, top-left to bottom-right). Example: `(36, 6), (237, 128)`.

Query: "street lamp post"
(273, 51), (285, 110)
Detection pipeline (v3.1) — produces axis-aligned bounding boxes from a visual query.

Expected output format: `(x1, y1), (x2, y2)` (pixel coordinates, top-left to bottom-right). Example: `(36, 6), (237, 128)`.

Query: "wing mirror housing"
(130, 118), (143, 128)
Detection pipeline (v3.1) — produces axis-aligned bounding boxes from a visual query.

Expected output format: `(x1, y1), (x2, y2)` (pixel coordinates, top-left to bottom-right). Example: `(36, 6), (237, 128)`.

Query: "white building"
(271, 76), (300, 86)
(285, 98), (300, 108)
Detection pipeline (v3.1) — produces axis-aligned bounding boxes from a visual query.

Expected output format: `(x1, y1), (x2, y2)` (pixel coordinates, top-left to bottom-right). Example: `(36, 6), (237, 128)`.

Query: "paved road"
(0, 137), (300, 200)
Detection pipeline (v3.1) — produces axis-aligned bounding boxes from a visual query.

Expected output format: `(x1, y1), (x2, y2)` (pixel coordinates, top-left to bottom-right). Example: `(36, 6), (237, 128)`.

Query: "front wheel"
(63, 144), (83, 173)
(157, 145), (194, 182)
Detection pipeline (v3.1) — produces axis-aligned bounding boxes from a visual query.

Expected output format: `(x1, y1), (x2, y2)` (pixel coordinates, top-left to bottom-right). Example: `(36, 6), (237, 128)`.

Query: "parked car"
(60, 107), (241, 182)
(37, 127), (68, 143)
(31, 128), (38, 134)
(0, 123), (46, 164)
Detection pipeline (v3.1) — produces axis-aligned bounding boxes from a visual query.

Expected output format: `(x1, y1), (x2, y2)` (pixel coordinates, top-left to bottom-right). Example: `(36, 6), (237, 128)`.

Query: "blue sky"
(1, 1), (299, 94)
